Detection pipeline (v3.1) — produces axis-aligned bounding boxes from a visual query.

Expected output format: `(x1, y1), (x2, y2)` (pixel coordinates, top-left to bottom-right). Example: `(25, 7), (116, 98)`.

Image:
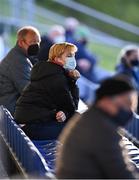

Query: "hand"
(56, 111), (66, 122)
(78, 58), (92, 72)
(68, 69), (80, 80)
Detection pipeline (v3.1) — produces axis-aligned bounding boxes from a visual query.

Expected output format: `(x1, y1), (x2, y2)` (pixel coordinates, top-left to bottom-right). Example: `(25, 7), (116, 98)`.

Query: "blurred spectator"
(0, 26), (41, 115)
(14, 42), (79, 140)
(74, 26), (97, 82)
(37, 25), (65, 61)
(116, 45), (139, 90)
(116, 45), (139, 112)
(56, 77), (138, 179)
(65, 17), (79, 43)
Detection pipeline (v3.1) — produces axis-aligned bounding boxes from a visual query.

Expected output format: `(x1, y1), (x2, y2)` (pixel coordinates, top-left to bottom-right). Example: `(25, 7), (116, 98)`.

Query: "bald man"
(0, 26), (41, 115)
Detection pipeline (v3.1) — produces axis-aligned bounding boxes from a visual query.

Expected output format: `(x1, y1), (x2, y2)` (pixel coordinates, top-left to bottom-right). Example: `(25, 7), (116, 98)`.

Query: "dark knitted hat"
(96, 76), (135, 101)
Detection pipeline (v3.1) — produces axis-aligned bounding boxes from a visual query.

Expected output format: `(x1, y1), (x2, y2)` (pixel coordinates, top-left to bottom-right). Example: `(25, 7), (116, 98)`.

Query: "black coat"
(56, 106), (138, 179)
(14, 61), (79, 124)
(37, 35), (53, 61)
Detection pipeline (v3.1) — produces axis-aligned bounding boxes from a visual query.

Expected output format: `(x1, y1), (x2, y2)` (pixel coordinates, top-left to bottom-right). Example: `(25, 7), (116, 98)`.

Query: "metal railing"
(0, 0), (138, 47)
(54, 0), (139, 36)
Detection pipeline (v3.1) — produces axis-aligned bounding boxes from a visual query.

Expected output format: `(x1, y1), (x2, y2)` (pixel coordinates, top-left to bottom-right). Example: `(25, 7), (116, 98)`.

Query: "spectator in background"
(56, 76), (138, 179)
(65, 17), (79, 43)
(37, 25), (65, 61)
(74, 26), (97, 82)
(116, 45), (139, 90)
(116, 45), (139, 112)
(14, 42), (80, 140)
(0, 26), (41, 115)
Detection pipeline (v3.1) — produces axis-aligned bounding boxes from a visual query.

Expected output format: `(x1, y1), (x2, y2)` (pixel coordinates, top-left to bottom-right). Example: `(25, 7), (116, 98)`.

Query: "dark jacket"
(116, 63), (139, 113)
(0, 44), (32, 115)
(14, 61), (79, 124)
(56, 105), (138, 179)
(37, 35), (53, 61)
(116, 63), (139, 91)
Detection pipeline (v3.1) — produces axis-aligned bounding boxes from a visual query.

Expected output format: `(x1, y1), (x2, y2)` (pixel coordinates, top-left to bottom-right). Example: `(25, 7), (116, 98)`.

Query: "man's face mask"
(130, 59), (139, 67)
(63, 56), (76, 70)
(27, 44), (40, 56)
(113, 107), (133, 127)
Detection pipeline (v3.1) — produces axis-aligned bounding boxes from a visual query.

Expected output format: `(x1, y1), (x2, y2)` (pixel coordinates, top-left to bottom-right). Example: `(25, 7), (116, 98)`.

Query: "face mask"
(63, 56), (76, 70)
(53, 36), (65, 43)
(27, 44), (40, 56)
(130, 59), (139, 67)
(113, 108), (133, 127)
(80, 38), (88, 46)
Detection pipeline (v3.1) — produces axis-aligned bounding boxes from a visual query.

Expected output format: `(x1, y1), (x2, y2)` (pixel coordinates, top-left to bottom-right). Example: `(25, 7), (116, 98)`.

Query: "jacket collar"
(15, 43), (28, 57)
(93, 105), (120, 128)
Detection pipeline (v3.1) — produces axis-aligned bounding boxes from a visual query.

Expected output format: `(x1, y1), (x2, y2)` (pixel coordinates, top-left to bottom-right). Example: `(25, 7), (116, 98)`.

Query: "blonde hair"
(17, 26), (40, 40)
(49, 42), (77, 61)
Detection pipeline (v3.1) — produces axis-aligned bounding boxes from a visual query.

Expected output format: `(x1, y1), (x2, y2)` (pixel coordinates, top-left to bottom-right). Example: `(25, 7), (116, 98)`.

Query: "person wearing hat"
(56, 76), (138, 179)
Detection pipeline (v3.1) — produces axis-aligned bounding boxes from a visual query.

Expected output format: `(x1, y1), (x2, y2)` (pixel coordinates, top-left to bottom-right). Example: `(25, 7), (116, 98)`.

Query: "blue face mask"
(63, 56), (76, 70)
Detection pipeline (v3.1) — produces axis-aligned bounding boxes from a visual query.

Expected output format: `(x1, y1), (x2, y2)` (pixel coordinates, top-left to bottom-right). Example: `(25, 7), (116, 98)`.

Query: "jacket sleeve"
(10, 58), (32, 94)
(52, 76), (79, 119)
(95, 132), (138, 179)
(67, 77), (79, 110)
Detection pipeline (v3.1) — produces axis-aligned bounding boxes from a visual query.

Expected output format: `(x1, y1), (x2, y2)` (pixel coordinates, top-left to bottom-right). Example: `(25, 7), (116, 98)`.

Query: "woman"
(116, 45), (139, 113)
(116, 45), (139, 90)
(14, 42), (80, 140)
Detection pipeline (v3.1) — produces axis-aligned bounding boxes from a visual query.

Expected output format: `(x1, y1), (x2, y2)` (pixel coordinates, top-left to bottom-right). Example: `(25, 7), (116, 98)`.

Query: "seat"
(126, 116), (139, 140)
(0, 106), (53, 178)
(33, 140), (60, 172)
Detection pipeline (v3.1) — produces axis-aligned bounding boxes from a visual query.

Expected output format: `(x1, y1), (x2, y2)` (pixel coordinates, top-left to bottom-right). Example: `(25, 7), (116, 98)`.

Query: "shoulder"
(78, 106), (119, 139)
(31, 61), (66, 83)
(4, 46), (27, 65)
(116, 64), (131, 74)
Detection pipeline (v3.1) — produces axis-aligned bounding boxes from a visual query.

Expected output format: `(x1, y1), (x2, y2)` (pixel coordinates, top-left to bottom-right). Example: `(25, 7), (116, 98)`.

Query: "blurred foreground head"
(95, 75), (136, 126)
